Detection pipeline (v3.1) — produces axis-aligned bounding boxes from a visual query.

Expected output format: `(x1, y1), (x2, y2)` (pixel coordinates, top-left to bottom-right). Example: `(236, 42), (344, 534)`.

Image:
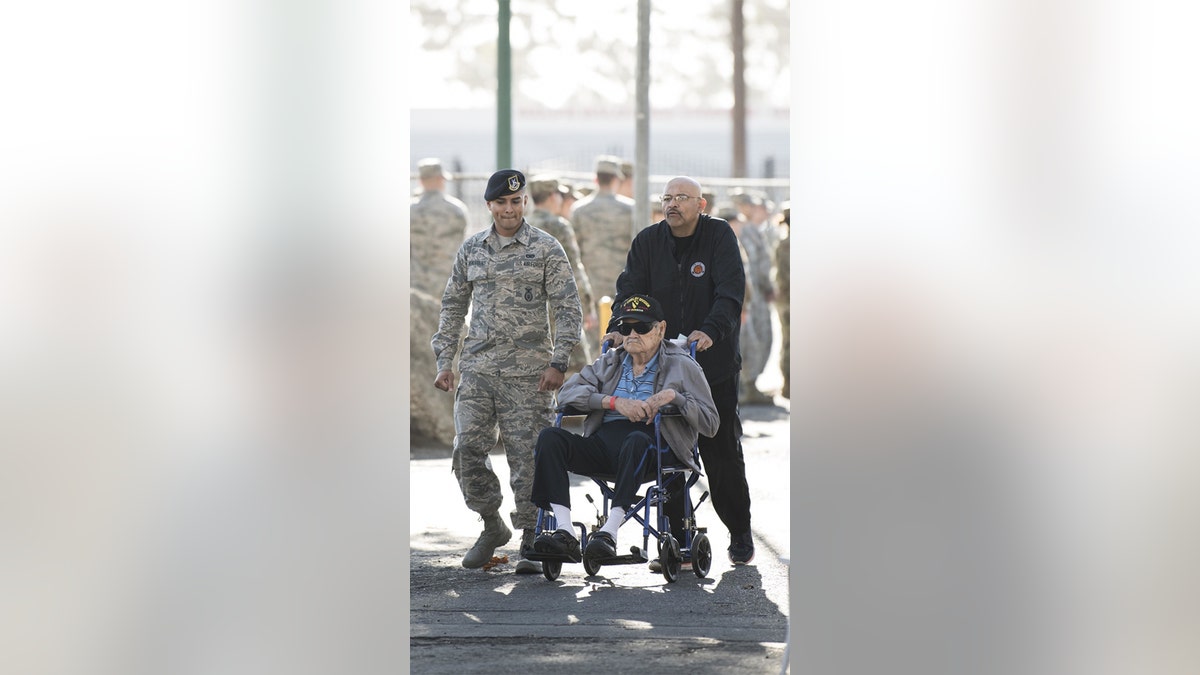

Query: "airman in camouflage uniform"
(774, 203), (791, 399)
(720, 206), (766, 401)
(731, 192), (776, 403)
(410, 158), (470, 298)
(571, 155), (635, 315)
(528, 175), (596, 371)
(432, 169), (582, 574)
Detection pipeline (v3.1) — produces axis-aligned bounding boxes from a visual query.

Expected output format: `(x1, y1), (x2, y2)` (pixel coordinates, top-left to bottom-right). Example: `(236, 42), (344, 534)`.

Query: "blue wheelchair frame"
(528, 341), (713, 583)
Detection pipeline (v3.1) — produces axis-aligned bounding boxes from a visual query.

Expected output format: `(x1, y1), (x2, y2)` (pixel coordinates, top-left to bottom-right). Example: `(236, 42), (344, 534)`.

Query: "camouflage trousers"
(451, 371), (554, 530)
(740, 310), (767, 393)
(745, 301), (774, 379)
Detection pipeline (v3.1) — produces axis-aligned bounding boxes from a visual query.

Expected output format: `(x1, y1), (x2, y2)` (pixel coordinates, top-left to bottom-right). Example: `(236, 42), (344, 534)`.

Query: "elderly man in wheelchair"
(528, 294), (719, 580)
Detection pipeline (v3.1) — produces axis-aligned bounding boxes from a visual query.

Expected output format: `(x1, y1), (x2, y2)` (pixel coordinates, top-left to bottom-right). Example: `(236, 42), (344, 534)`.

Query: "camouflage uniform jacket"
(433, 220), (582, 377)
(410, 189), (470, 297)
(557, 340), (719, 472)
(529, 207), (594, 310)
(738, 220), (775, 299)
(570, 191), (635, 300)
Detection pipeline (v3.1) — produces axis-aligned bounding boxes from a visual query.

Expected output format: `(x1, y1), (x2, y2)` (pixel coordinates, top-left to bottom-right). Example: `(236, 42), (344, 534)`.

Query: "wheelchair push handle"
(600, 338), (699, 358)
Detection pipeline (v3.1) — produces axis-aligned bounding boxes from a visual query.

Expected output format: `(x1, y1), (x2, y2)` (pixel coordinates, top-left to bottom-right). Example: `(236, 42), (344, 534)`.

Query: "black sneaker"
(533, 529), (581, 562)
(728, 531), (755, 565)
(584, 531), (617, 559)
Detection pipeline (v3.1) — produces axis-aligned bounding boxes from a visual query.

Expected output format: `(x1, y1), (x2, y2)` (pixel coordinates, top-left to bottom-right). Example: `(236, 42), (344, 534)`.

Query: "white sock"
(600, 506), (626, 541)
(551, 503), (572, 533)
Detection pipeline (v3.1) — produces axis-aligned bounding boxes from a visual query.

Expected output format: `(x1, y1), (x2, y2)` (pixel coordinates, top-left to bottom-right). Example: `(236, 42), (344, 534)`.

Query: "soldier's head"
(557, 182), (579, 217)
(594, 155), (624, 190)
(528, 175), (562, 210)
(417, 158), (451, 192)
(660, 177), (706, 236)
(484, 169), (528, 236)
(618, 160), (635, 198)
(730, 188), (759, 220)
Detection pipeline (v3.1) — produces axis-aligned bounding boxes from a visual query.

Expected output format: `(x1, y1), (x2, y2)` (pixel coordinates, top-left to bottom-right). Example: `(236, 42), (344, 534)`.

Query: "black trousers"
(530, 420), (657, 513)
(665, 375), (752, 538)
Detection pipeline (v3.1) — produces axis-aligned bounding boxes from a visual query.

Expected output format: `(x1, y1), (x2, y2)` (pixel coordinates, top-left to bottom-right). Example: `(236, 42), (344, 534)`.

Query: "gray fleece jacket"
(556, 340), (720, 472)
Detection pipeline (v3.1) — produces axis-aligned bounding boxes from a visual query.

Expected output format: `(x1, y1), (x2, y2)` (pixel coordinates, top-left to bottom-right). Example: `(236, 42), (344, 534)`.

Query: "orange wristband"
(608, 396), (617, 410)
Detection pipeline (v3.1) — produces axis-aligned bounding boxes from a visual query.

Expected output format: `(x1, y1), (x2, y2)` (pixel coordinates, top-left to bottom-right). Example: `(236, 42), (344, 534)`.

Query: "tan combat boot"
(513, 528), (540, 574)
(462, 512), (512, 569)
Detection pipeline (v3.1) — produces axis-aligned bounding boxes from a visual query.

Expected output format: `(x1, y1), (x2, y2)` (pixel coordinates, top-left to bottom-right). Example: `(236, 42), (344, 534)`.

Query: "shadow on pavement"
(411, 545), (788, 673)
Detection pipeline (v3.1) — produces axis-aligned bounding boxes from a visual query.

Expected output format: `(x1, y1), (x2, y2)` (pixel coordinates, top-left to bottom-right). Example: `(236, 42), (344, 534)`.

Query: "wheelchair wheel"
(583, 554), (602, 577)
(691, 533), (712, 578)
(542, 559), (562, 581)
(659, 534), (681, 583)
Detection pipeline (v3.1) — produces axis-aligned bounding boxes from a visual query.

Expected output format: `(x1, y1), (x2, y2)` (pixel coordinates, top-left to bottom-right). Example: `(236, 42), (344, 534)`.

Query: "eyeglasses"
(616, 321), (657, 336)
(660, 194), (698, 204)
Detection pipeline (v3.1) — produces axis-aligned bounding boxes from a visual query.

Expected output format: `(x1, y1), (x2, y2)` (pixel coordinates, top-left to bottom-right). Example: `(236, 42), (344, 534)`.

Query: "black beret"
(484, 169), (526, 201)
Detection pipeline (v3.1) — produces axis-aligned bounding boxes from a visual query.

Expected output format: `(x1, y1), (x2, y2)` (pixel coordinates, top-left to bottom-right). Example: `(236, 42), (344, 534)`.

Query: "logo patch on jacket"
(690, 261), (706, 278)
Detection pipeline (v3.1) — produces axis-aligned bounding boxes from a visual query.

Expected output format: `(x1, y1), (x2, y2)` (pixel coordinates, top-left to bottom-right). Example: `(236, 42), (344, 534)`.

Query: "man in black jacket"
(604, 176), (755, 565)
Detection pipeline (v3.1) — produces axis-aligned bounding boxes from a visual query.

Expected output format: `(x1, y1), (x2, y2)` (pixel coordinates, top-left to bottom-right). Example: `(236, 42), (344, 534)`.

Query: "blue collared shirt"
(603, 352), (659, 423)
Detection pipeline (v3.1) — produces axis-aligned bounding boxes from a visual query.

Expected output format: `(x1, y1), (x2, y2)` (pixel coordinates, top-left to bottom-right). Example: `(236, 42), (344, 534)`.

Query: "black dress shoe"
(533, 529), (581, 562)
(584, 531), (617, 560)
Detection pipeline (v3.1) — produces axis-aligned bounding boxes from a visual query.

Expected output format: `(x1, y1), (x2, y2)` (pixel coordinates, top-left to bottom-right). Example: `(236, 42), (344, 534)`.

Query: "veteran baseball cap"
(484, 169), (526, 201)
(613, 294), (664, 323)
(594, 155), (624, 179)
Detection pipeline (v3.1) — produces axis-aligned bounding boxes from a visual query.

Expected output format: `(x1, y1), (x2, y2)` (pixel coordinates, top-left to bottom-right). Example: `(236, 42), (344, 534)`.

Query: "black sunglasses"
(617, 321), (657, 336)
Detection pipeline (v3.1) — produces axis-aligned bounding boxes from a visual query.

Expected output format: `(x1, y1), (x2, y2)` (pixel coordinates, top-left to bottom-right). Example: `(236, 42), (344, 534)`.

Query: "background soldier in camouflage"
(410, 158), (470, 298)
(528, 175), (596, 371)
(571, 155), (635, 326)
(774, 202), (790, 399)
(432, 169), (582, 575)
(731, 192), (776, 404)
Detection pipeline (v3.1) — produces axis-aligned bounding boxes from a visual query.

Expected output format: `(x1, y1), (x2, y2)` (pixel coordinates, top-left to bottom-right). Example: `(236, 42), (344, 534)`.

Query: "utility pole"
(732, 0), (747, 177)
(635, 0), (651, 236)
(497, 0), (512, 169)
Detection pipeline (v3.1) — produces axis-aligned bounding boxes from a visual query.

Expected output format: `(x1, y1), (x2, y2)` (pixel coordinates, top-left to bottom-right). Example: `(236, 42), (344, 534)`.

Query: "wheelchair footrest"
(523, 550), (581, 564)
(586, 553), (648, 566)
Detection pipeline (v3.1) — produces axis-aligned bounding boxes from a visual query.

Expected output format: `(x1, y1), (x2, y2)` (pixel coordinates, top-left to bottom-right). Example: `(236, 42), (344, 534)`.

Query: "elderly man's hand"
(602, 331), (623, 349)
(614, 396), (652, 423)
(538, 366), (565, 392)
(433, 370), (455, 392)
(644, 388), (678, 419)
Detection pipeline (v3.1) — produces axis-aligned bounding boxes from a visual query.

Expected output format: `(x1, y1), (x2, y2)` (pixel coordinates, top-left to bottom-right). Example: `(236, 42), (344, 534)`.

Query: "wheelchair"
(526, 342), (713, 584)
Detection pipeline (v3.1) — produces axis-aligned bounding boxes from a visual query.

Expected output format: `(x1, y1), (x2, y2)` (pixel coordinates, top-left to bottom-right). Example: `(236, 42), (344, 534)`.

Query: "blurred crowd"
(411, 154), (791, 405)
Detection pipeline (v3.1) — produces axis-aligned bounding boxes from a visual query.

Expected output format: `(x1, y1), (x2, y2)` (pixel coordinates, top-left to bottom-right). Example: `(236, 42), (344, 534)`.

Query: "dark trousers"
(530, 420), (656, 512)
(665, 375), (752, 537)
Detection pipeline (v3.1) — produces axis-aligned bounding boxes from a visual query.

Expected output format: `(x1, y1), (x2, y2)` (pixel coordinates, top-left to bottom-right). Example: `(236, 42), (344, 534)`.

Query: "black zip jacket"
(613, 214), (745, 383)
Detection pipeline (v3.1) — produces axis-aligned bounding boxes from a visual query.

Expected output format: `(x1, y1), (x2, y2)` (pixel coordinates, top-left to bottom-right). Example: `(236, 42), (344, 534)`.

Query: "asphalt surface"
(409, 396), (791, 674)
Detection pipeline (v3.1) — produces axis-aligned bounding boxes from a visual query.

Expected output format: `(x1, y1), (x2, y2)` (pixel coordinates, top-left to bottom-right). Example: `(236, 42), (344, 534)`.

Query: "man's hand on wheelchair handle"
(538, 366), (565, 392)
(687, 330), (713, 352)
(433, 369), (455, 392)
(602, 331), (623, 349)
